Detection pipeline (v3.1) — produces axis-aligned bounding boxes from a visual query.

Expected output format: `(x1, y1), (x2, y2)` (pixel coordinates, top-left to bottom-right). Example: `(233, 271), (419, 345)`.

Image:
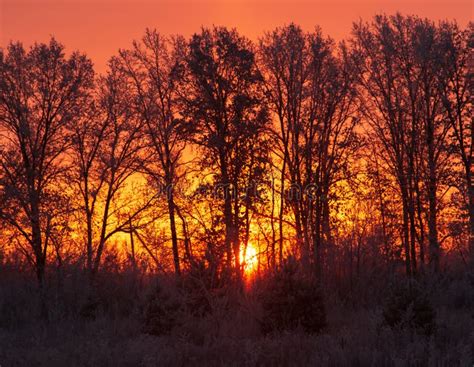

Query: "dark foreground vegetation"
(1, 261), (473, 366)
(0, 12), (473, 366)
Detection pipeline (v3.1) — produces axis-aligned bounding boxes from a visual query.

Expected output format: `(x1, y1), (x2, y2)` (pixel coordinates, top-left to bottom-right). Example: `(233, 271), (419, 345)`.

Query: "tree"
(352, 14), (459, 274)
(259, 24), (359, 277)
(404, 17), (452, 272)
(259, 24), (309, 268)
(352, 15), (417, 275)
(181, 27), (270, 281)
(437, 22), (474, 266)
(0, 39), (93, 286)
(69, 57), (149, 278)
(117, 29), (188, 276)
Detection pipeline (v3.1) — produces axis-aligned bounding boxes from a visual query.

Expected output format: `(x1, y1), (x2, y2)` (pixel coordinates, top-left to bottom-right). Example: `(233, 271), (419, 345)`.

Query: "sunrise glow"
(241, 243), (259, 275)
(0, 1), (472, 365)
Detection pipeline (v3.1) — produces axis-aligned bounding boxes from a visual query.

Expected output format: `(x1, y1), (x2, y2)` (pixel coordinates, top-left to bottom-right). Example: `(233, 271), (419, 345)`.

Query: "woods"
(0, 13), (473, 366)
(2, 16), (470, 281)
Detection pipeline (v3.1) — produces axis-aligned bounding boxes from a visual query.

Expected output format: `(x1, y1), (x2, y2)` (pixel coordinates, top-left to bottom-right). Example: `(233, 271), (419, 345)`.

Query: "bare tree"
(259, 24), (309, 268)
(69, 58), (149, 278)
(117, 29), (188, 276)
(400, 17), (452, 272)
(352, 16), (417, 275)
(352, 14), (460, 274)
(0, 39), (93, 286)
(259, 24), (359, 277)
(181, 27), (270, 281)
(438, 22), (474, 266)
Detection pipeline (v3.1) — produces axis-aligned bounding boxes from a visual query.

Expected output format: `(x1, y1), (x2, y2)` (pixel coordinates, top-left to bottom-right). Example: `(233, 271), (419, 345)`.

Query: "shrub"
(178, 260), (234, 317)
(382, 280), (436, 336)
(142, 281), (182, 335)
(444, 274), (474, 310)
(260, 257), (326, 334)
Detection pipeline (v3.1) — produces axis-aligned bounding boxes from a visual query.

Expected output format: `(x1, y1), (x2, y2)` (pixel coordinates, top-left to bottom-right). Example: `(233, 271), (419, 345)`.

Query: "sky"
(1, 0), (472, 72)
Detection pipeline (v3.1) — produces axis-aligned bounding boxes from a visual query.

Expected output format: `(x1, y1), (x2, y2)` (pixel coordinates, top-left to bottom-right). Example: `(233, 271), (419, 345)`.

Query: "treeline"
(0, 14), (472, 288)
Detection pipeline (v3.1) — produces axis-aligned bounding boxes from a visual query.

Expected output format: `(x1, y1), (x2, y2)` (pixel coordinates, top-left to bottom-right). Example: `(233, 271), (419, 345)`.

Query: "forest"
(0, 13), (473, 366)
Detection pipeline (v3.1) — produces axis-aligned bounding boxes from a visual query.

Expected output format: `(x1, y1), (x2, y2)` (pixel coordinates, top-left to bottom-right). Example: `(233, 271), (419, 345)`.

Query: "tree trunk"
(270, 176), (276, 268)
(293, 197), (307, 270)
(426, 120), (440, 272)
(86, 211), (93, 275)
(31, 197), (46, 287)
(322, 189), (332, 259)
(408, 193), (418, 275)
(167, 188), (181, 276)
(401, 185), (412, 276)
(32, 215), (48, 320)
(129, 216), (137, 272)
(414, 180), (425, 270)
(427, 175), (439, 272)
(469, 177), (474, 267)
(313, 188), (323, 280)
(93, 184), (114, 276)
(220, 151), (235, 276)
(278, 155), (287, 266)
(176, 205), (193, 264)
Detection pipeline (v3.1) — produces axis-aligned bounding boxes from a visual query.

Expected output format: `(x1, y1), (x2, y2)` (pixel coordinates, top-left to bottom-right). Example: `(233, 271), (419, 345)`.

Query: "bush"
(260, 257), (326, 334)
(178, 261), (216, 317)
(142, 281), (182, 335)
(444, 274), (474, 310)
(382, 280), (436, 336)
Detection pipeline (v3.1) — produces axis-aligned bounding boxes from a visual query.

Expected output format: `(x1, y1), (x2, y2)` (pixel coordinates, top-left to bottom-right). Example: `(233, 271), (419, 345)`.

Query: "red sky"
(1, 0), (472, 72)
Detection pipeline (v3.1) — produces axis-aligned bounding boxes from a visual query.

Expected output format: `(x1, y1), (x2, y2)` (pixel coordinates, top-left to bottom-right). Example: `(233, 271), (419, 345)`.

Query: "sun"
(241, 243), (258, 275)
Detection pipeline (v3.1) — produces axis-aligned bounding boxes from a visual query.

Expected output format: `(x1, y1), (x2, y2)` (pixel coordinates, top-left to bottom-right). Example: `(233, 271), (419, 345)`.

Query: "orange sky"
(1, 0), (472, 72)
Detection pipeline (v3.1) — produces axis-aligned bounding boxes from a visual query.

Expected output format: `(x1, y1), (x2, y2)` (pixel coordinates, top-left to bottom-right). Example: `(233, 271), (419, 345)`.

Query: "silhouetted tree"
(69, 58), (149, 278)
(353, 14), (461, 274)
(0, 39), (93, 286)
(438, 22), (474, 266)
(181, 27), (270, 281)
(260, 24), (359, 277)
(118, 29), (189, 276)
(352, 15), (423, 275)
(405, 17), (452, 272)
